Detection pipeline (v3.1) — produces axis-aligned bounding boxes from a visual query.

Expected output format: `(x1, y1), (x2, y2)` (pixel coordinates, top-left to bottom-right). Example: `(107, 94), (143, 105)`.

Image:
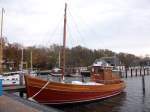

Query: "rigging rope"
(68, 7), (104, 49)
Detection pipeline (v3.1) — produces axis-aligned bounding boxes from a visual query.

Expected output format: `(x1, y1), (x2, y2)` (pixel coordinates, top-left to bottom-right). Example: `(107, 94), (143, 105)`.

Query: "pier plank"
(0, 95), (40, 112)
(3, 85), (25, 92)
(0, 92), (62, 112)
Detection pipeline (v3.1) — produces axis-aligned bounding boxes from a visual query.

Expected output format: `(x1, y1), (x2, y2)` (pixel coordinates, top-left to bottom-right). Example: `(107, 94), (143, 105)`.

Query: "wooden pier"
(1, 85), (63, 112)
(0, 92), (62, 112)
(3, 85), (25, 92)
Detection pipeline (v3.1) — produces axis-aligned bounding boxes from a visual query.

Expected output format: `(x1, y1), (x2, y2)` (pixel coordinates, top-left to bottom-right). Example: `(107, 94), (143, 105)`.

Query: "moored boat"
(25, 66), (125, 104)
(24, 3), (125, 104)
(0, 73), (20, 86)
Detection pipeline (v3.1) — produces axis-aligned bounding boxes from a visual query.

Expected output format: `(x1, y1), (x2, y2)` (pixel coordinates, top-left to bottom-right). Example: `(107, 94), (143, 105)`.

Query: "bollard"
(0, 79), (3, 96)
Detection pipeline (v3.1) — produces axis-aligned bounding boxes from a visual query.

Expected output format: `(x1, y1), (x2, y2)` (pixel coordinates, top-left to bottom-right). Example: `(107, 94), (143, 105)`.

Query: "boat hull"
(25, 75), (125, 104)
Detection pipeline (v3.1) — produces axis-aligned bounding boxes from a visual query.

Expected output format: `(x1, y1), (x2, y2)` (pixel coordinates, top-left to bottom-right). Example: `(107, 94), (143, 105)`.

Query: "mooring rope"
(28, 80), (50, 102)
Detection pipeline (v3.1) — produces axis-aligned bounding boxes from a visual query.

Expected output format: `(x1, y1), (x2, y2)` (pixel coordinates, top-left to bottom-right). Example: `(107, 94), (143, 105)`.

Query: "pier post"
(142, 75), (145, 94)
(147, 68), (149, 75)
(144, 69), (146, 76)
(125, 68), (128, 78)
(140, 68), (142, 76)
(131, 69), (133, 77)
(19, 92), (24, 97)
(135, 69), (137, 77)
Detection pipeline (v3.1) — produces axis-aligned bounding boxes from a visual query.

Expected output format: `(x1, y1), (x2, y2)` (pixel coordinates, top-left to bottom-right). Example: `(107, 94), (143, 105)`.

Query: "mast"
(30, 50), (33, 71)
(58, 51), (60, 68)
(0, 8), (4, 73)
(61, 3), (67, 81)
(21, 48), (24, 71)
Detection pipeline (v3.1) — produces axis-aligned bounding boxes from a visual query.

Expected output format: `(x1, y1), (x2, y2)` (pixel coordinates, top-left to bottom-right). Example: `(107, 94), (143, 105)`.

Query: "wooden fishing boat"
(25, 72), (125, 104)
(25, 3), (125, 104)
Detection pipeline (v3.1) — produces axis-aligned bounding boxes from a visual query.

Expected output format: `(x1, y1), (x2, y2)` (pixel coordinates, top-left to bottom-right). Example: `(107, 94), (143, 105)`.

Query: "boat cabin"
(91, 60), (120, 83)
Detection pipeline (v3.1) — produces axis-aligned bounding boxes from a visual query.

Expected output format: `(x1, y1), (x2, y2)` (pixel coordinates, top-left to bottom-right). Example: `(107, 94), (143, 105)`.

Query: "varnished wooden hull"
(25, 75), (125, 104)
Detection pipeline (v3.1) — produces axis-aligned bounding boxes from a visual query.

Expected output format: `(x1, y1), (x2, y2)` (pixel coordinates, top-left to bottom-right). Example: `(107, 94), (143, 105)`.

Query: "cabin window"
(94, 68), (99, 74)
(98, 69), (101, 73)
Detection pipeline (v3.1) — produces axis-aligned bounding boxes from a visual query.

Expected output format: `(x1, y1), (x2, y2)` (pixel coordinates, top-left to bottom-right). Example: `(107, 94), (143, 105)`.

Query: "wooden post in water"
(144, 68), (146, 76)
(135, 69), (138, 77)
(147, 68), (149, 75)
(140, 68), (142, 76)
(142, 75), (145, 94)
(19, 91), (24, 97)
(125, 68), (128, 78)
(131, 69), (133, 77)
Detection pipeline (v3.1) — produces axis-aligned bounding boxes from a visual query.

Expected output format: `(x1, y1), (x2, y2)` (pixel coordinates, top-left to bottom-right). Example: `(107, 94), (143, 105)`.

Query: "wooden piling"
(131, 69), (133, 77)
(142, 75), (145, 94)
(135, 69), (138, 77)
(125, 69), (128, 78)
(140, 68), (142, 76)
(144, 69), (146, 76)
(19, 92), (24, 97)
(147, 68), (149, 75)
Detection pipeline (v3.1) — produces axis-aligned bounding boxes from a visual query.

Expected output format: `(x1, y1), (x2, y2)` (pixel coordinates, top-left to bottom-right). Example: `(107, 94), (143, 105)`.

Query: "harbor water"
(40, 75), (150, 112)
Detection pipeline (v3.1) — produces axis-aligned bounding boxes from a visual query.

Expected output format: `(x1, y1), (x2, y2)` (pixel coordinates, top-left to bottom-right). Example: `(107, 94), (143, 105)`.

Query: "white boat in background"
(0, 73), (20, 86)
(50, 67), (62, 76)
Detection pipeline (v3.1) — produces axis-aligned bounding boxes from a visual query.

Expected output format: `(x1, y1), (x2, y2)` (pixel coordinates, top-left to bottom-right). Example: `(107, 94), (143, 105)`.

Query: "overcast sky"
(0, 0), (150, 56)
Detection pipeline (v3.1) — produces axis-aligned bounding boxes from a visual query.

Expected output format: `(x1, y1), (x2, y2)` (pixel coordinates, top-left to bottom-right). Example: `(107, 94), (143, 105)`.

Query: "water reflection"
(54, 92), (126, 112)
